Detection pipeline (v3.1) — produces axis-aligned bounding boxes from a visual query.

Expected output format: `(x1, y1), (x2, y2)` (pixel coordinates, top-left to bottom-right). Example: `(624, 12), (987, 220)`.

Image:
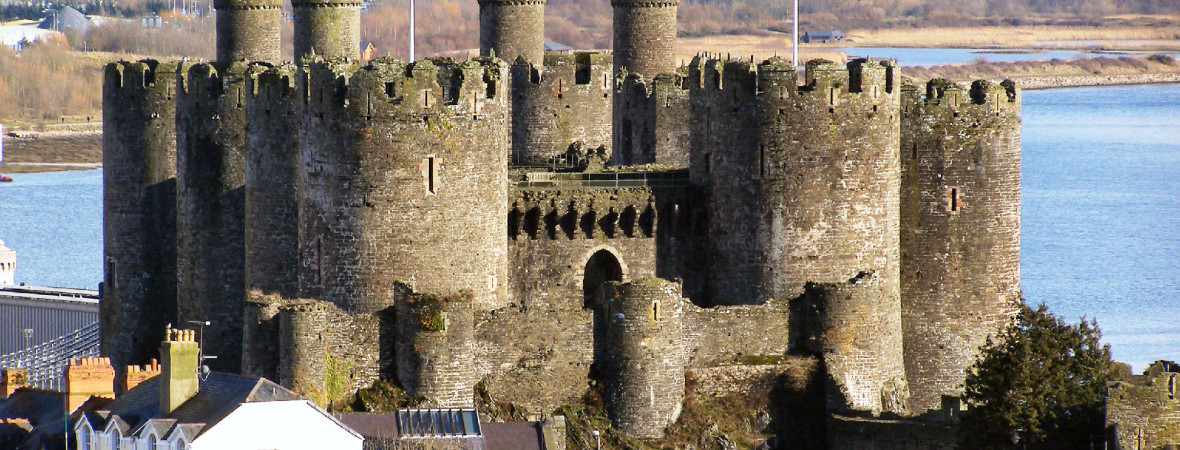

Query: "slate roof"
(544, 40), (572, 52)
(336, 412), (545, 450)
(37, 6), (91, 33)
(0, 387), (109, 450)
(94, 372), (301, 440)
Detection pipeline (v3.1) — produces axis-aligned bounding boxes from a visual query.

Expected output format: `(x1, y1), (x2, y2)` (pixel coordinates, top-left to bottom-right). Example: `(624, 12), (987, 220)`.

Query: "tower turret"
(292, 0), (361, 61)
(611, 0), (678, 78)
(0, 238), (15, 286)
(601, 278), (688, 438)
(297, 57), (510, 314)
(394, 286), (476, 407)
(900, 78), (1022, 412)
(175, 61), (251, 373)
(214, 0), (282, 63)
(478, 0), (545, 65)
(101, 60), (180, 388)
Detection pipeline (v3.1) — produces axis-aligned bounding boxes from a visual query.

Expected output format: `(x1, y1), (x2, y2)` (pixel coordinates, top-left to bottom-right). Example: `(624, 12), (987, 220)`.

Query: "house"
(801, 30), (845, 43)
(74, 328), (364, 450)
(543, 40), (573, 53)
(360, 42), (376, 60)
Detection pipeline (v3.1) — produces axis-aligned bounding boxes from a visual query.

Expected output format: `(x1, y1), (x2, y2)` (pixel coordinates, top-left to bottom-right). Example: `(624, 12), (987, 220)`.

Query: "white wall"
(191, 401), (363, 450)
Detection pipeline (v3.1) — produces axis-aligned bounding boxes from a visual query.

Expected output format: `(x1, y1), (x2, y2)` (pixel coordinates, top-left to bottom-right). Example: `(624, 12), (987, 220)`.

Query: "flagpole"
(409, 0), (416, 62)
(792, 0), (798, 66)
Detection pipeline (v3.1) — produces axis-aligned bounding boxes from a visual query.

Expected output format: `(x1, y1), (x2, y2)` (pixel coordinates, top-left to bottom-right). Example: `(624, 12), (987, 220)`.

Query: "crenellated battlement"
(514, 52), (613, 91)
(104, 60), (182, 93)
(247, 63), (298, 101)
(303, 56), (508, 119)
(906, 78), (1020, 112)
(687, 56), (898, 105)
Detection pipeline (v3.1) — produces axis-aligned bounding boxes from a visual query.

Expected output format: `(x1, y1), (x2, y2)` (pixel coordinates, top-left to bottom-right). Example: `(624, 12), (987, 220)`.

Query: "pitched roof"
(95, 373), (301, 440)
(37, 6), (91, 32)
(544, 40), (572, 52)
(335, 412), (545, 450)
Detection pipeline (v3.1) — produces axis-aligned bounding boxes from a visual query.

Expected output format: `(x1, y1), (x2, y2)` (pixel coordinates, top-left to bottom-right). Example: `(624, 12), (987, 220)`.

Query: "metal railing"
(0, 322), (101, 391)
(516, 170), (690, 190)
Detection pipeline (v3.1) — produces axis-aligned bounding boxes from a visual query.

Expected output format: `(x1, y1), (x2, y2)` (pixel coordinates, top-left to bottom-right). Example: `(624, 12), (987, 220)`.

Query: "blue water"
(0, 169), (103, 289)
(1, 84), (1178, 370)
(1021, 84), (1180, 371)
(843, 47), (1178, 67)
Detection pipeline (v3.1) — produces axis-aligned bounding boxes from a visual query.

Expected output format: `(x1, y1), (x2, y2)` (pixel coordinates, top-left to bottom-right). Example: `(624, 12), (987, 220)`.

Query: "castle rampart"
(478, 0), (545, 65)
(510, 52), (613, 165)
(292, 0), (361, 60)
(900, 78), (1022, 412)
(101, 60), (180, 388)
(214, 0), (282, 63)
(297, 57), (509, 314)
(175, 61), (250, 373)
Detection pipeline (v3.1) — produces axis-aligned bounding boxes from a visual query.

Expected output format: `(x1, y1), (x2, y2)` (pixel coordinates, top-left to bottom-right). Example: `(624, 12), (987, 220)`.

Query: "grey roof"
(0, 387), (110, 450)
(37, 6), (91, 33)
(803, 30), (844, 39)
(94, 373), (301, 440)
(544, 40), (572, 52)
(336, 412), (545, 450)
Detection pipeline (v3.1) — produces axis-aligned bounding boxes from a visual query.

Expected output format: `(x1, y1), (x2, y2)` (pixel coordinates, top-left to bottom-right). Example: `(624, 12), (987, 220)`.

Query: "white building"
(74, 329), (364, 450)
(0, 238), (15, 286)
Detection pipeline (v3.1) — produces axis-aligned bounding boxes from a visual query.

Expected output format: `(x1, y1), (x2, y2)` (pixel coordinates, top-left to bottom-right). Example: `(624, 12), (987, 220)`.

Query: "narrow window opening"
(759, 144), (767, 178)
(385, 82), (397, 98)
(425, 156), (438, 194)
(950, 188), (960, 212)
(911, 143), (917, 160)
(312, 237), (324, 287)
(237, 87), (243, 108)
(651, 301), (661, 321)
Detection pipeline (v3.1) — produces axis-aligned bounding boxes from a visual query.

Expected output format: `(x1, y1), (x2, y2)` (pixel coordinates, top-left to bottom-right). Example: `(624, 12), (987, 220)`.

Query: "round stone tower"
(900, 78), (1022, 412)
(801, 273), (908, 414)
(175, 61), (251, 373)
(214, 0), (282, 63)
(694, 57), (902, 306)
(478, 0), (545, 65)
(0, 238), (15, 286)
(292, 0), (361, 61)
(611, 0), (678, 78)
(101, 60), (180, 386)
(278, 300), (328, 401)
(393, 286), (476, 407)
(244, 64), (301, 300)
(601, 277), (688, 439)
(297, 57), (510, 315)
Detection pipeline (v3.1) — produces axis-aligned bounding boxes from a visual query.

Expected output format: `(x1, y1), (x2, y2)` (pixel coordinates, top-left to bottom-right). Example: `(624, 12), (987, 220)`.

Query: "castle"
(99, 0), (1022, 441)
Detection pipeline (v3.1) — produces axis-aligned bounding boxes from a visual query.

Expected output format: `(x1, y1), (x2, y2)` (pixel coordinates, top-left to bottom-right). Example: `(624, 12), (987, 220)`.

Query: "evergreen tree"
(959, 303), (1114, 449)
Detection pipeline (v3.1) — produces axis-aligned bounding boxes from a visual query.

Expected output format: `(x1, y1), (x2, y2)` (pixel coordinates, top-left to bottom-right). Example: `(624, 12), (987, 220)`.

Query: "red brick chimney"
(1, 368), (28, 398)
(123, 359), (161, 392)
(64, 357), (116, 413)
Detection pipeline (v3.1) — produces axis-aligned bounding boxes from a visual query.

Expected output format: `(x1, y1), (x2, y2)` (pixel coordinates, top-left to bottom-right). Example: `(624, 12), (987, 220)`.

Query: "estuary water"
(0, 84), (1178, 370)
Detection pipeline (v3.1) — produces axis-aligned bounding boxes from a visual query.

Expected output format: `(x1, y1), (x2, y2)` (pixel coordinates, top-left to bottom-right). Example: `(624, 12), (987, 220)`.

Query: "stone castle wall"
(511, 52), (613, 165)
(175, 61), (250, 373)
(612, 73), (691, 166)
(1107, 372), (1180, 449)
(899, 79), (1022, 412)
(101, 60), (180, 388)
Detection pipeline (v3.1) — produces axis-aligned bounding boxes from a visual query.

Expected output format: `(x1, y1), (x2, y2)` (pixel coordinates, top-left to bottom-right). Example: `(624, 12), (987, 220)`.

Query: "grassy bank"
(844, 23), (1180, 50)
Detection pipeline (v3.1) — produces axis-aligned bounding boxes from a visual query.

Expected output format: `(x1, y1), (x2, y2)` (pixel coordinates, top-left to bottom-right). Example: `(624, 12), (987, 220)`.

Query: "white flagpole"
(409, 0), (416, 62)
(792, 0), (799, 66)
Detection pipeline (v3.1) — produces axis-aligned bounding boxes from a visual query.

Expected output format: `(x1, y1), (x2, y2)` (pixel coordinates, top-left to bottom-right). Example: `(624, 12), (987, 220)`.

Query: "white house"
(74, 328), (363, 450)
